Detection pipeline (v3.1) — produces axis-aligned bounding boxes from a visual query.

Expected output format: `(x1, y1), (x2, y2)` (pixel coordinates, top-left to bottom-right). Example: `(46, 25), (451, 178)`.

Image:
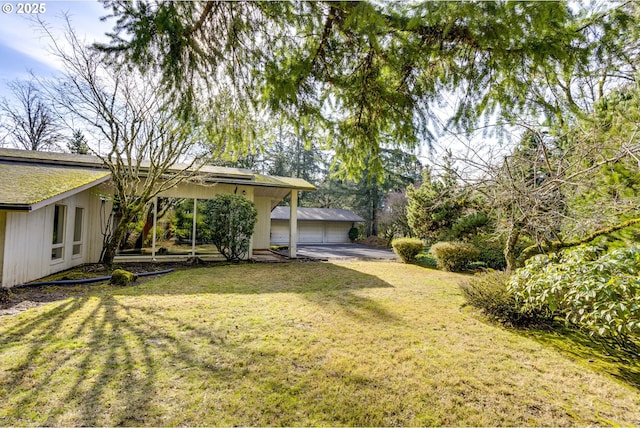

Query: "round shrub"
(391, 237), (425, 263)
(201, 194), (258, 262)
(429, 241), (480, 272)
(348, 226), (359, 242)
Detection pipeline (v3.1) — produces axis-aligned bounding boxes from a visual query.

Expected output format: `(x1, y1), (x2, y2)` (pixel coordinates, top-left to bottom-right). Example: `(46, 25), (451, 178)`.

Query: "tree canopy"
(96, 0), (599, 177)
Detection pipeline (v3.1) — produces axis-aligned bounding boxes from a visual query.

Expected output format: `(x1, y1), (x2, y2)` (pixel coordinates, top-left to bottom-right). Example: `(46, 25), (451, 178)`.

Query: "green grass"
(1, 261), (639, 426)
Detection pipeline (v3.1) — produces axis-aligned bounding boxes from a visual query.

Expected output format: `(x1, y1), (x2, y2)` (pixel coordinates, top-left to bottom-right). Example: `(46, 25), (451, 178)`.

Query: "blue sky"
(0, 0), (112, 95)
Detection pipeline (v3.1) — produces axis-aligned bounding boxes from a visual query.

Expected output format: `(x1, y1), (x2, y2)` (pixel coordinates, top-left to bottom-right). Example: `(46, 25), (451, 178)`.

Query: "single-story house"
(270, 207), (364, 245)
(0, 148), (314, 288)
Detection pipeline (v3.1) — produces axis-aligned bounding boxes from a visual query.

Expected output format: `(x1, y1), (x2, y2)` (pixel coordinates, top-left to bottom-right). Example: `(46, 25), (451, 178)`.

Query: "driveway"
(284, 244), (397, 260)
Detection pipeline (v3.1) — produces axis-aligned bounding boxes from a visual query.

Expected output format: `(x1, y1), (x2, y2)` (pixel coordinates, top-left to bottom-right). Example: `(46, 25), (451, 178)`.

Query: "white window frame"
(72, 207), (84, 258)
(51, 204), (67, 262)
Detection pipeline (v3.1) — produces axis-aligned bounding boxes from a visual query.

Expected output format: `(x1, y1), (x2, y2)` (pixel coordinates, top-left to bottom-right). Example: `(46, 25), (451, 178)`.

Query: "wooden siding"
(0, 211), (5, 287)
(1, 187), (106, 288)
(253, 197), (273, 250)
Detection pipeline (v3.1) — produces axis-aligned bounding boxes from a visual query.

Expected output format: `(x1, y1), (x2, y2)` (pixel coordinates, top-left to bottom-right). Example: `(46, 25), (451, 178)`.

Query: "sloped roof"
(0, 163), (110, 211)
(271, 207), (364, 222)
(0, 148), (315, 211)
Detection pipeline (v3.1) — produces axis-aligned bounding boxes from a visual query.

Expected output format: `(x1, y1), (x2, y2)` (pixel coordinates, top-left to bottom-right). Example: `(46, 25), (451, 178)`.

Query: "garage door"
(299, 221), (324, 243)
(325, 223), (350, 243)
(270, 221), (289, 245)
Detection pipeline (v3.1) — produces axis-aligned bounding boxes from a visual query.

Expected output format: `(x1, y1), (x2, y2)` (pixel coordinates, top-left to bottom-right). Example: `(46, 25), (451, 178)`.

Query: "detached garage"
(270, 207), (364, 245)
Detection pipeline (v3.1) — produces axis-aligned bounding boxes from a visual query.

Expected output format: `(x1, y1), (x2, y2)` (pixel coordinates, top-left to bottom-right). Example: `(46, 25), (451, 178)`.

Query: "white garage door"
(299, 221), (324, 243)
(325, 223), (350, 243)
(270, 221), (289, 245)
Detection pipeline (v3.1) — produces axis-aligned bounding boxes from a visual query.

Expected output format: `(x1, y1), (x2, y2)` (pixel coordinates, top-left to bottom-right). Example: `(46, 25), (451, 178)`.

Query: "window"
(72, 207), (84, 256)
(52, 204), (66, 260)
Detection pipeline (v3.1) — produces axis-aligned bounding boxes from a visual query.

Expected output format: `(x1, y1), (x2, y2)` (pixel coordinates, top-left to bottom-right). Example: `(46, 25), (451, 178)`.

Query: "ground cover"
(0, 261), (638, 426)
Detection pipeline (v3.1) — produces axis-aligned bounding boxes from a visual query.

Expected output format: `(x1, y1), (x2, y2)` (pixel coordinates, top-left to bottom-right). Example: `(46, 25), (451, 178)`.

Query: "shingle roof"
(0, 163), (110, 211)
(271, 207), (364, 222)
(0, 148), (315, 210)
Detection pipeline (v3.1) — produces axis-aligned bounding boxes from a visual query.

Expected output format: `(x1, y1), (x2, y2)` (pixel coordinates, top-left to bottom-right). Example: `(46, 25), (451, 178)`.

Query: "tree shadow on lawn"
(520, 326), (640, 391)
(0, 290), (394, 425)
(0, 262), (402, 425)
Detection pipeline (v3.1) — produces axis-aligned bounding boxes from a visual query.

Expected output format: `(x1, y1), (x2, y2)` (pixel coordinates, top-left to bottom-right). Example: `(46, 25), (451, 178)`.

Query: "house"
(270, 207), (364, 245)
(0, 148), (314, 289)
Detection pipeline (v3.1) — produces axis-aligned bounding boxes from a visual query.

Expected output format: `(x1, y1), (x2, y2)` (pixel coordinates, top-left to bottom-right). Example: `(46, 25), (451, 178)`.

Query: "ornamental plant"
(391, 238), (425, 263)
(508, 245), (640, 346)
(201, 194), (257, 262)
(429, 241), (480, 272)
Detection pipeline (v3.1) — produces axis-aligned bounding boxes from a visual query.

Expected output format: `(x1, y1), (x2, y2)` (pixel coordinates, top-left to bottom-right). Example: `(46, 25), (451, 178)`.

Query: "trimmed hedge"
(391, 238), (425, 263)
(429, 241), (480, 272)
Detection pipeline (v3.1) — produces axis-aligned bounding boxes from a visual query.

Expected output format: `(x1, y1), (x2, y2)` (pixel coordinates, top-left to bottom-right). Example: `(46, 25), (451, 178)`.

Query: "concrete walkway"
(278, 244), (397, 261)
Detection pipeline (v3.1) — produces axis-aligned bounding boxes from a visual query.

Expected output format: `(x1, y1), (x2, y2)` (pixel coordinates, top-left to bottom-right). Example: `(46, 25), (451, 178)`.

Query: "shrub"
(429, 241), (480, 272)
(201, 194), (257, 262)
(415, 251), (438, 268)
(110, 269), (137, 286)
(460, 270), (552, 326)
(470, 236), (507, 270)
(508, 245), (640, 344)
(391, 238), (425, 263)
(348, 226), (359, 242)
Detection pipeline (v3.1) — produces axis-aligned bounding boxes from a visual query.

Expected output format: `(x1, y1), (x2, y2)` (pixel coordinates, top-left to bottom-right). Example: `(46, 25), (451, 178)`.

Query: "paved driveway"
(290, 244), (397, 260)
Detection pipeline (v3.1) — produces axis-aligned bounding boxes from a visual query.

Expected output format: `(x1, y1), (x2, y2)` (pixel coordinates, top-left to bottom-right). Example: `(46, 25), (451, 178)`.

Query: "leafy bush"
(201, 194), (257, 262)
(348, 226), (359, 242)
(429, 241), (480, 272)
(415, 251), (438, 268)
(460, 270), (552, 326)
(391, 238), (425, 263)
(508, 245), (640, 344)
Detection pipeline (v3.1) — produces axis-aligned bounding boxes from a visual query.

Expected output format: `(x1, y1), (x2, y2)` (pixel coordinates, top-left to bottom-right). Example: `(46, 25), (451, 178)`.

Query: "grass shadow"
(115, 262), (395, 296)
(519, 325), (640, 391)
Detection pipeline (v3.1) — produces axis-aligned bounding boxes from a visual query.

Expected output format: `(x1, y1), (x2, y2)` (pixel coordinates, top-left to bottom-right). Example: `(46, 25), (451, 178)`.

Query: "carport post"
(289, 190), (298, 258)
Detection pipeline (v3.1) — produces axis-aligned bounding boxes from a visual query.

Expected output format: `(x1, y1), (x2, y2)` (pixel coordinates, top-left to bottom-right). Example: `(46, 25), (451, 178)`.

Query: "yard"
(0, 261), (638, 426)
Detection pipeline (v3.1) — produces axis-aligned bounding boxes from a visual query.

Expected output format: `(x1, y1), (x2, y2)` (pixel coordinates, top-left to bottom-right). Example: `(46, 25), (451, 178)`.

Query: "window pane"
(72, 244), (82, 256)
(52, 247), (63, 260)
(73, 207), (84, 242)
(52, 205), (66, 245)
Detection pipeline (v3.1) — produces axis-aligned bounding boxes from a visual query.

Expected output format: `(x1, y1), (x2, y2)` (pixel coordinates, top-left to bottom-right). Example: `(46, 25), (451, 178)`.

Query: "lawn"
(0, 261), (639, 426)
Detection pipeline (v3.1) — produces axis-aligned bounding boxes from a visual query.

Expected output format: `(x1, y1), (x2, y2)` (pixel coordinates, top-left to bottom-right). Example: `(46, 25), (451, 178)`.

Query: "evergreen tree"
(97, 0), (588, 178)
(67, 129), (90, 154)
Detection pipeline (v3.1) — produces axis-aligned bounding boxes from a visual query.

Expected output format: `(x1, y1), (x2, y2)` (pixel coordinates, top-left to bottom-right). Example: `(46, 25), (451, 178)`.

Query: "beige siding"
(0, 211), (5, 287)
(1, 187), (107, 288)
(253, 197), (273, 250)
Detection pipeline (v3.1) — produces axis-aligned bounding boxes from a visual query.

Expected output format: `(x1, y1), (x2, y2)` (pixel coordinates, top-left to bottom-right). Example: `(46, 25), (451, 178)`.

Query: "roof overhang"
(0, 163), (111, 212)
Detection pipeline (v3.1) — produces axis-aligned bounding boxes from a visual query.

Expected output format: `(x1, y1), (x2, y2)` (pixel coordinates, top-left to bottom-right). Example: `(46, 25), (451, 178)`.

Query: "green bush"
(415, 251), (438, 268)
(202, 194), (257, 262)
(429, 241), (480, 272)
(391, 238), (425, 263)
(110, 269), (137, 286)
(508, 245), (640, 344)
(460, 270), (551, 326)
(470, 236), (507, 270)
(348, 226), (359, 242)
